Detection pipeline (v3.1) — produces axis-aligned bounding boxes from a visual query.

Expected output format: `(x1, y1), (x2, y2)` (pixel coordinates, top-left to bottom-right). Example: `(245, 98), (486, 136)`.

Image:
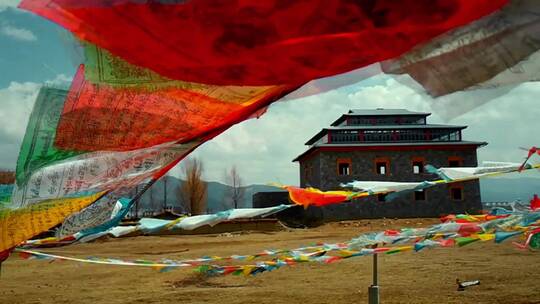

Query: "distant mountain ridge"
(132, 176), (283, 216)
(480, 177), (540, 202)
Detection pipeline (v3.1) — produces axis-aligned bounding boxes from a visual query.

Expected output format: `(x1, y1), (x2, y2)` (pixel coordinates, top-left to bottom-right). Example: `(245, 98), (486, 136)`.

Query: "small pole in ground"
(0, 248), (14, 279)
(368, 254), (379, 304)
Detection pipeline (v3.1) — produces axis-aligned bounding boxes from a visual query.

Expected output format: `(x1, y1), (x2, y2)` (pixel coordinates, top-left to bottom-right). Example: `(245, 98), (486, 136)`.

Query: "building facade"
(292, 108), (487, 219)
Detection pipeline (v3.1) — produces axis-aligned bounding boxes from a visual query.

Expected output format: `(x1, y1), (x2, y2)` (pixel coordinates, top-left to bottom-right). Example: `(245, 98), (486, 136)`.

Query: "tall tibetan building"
(292, 108), (487, 218)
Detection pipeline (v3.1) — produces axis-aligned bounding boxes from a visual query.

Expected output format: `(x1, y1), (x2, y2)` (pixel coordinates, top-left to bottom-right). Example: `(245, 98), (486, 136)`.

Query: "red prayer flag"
(19, 0), (508, 86)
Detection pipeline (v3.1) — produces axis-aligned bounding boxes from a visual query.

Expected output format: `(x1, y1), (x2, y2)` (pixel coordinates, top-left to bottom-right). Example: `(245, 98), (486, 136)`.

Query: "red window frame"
(413, 189), (427, 201)
(449, 184), (464, 201)
(337, 158), (352, 176)
(411, 156), (425, 174)
(374, 157), (390, 175)
(448, 156), (463, 167)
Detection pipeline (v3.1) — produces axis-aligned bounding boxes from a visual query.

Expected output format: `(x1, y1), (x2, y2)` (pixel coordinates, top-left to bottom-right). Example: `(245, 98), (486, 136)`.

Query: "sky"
(1, 4), (539, 186)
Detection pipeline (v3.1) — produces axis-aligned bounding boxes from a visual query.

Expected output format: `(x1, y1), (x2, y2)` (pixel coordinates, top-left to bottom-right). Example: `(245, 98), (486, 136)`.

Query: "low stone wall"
(252, 191), (290, 208)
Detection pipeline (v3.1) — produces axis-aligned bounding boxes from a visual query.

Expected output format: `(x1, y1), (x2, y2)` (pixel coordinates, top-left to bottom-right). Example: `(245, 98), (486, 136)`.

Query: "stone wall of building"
(315, 179), (482, 220)
(249, 181), (482, 227)
(253, 191), (324, 228)
(253, 191), (290, 208)
(253, 181), (483, 225)
(292, 146), (483, 220)
(299, 151), (321, 188)
(308, 147), (478, 189)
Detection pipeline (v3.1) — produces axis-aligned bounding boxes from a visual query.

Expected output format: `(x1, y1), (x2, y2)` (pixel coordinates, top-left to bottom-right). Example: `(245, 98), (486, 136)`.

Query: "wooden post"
(368, 254), (380, 304)
(164, 177), (167, 211)
(150, 186), (154, 215)
(0, 248), (13, 279)
(134, 185), (139, 219)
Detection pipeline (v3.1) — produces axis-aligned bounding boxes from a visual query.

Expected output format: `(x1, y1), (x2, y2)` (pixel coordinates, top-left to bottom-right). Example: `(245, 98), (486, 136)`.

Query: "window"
(450, 187), (463, 201)
(448, 157), (463, 167)
(414, 190), (426, 201)
(411, 157), (425, 174)
(377, 193), (387, 202)
(448, 160), (460, 167)
(337, 158), (352, 176)
(358, 131), (365, 142)
(376, 162), (387, 175)
(413, 162), (423, 174)
(330, 130), (359, 143)
(424, 130), (432, 141)
(338, 163), (350, 175)
(375, 157), (390, 175)
(449, 131), (460, 141)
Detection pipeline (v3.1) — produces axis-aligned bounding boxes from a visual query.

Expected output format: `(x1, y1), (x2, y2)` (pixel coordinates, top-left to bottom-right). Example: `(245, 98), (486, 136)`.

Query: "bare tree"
(0, 170), (15, 184)
(179, 158), (207, 215)
(225, 165), (244, 209)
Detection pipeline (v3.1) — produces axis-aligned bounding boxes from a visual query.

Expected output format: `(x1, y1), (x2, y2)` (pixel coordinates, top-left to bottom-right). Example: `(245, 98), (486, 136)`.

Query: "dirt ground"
(1, 218), (539, 304)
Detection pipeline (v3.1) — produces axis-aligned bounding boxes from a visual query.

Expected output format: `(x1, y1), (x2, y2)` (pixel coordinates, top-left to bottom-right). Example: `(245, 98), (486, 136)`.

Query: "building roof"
(292, 141), (488, 162)
(347, 108), (431, 116)
(331, 108), (431, 126)
(305, 124), (468, 145)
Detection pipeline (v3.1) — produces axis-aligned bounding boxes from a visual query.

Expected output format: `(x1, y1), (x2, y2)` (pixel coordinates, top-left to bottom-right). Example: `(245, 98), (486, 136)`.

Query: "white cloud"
(182, 77), (540, 186)
(0, 80), (40, 169)
(0, 23), (37, 42)
(1, 73), (538, 185)
(450, 83), (540, 163)
(0, 73), (72, 170)
(0, 0), (18, 12)
(44, 74), (72, 87)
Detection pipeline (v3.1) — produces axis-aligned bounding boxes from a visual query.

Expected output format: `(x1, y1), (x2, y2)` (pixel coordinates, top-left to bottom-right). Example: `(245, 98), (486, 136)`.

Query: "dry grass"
(1, 218), (539, 304)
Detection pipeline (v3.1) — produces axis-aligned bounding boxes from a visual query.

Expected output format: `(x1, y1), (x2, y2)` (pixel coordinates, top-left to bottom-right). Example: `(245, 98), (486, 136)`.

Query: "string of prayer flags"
(284, 161), (539, 207)
(14, 207), (540, 276)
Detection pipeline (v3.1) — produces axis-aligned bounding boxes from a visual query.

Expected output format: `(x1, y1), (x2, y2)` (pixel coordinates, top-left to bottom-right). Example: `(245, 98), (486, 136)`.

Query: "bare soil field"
(1, 218), (539, 304)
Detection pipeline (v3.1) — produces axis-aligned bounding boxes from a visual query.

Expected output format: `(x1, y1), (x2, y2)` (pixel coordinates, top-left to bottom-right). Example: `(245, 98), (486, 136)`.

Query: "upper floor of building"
(331, 108), (430, 127)
(302, 108), (485, 147)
